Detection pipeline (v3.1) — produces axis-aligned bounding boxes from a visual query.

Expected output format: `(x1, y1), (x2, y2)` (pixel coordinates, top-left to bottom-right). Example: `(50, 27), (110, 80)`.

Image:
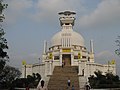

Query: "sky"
(3, 0), (120, 75)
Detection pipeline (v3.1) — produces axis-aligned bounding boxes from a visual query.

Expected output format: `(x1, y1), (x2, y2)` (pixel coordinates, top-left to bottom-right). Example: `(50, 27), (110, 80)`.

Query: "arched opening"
(62, 54), (71, 66)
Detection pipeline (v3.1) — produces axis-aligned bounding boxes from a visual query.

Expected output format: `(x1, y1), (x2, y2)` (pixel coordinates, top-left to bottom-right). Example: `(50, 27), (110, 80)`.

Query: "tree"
(88, 71), (120, 89)
(13, 73), (41, 88)
(0, 1), (9, 88)
(0, 0), (9, 86)
(0, 0), (8, 72)
(0, 1), (21, 89)
(0, 65), (21, 88)
(115, 36), (120, 56)
(26, 73), (41, 88)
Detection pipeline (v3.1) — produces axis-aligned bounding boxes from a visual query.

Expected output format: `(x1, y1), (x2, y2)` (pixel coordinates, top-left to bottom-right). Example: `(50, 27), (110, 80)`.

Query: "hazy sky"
(3, 0), (120, 75)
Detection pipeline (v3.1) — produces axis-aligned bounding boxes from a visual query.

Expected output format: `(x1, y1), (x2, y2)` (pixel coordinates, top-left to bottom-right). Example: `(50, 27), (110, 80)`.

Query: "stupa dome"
(51, 30), (84, 47)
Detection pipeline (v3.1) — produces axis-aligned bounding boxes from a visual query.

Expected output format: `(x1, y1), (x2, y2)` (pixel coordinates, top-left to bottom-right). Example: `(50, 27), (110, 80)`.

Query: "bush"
(88, 71), (120, 88)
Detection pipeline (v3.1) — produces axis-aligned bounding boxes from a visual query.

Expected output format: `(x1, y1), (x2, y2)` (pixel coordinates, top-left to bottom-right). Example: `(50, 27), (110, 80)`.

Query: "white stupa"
(22, 11), (116, 85)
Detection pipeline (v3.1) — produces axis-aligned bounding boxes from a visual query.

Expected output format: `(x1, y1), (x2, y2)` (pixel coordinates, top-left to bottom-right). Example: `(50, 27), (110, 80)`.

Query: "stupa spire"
(58, 11), (76, 28)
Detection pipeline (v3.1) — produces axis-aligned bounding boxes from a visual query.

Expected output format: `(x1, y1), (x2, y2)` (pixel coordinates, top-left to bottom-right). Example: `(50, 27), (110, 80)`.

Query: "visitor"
(37, 80), (48, 90)
(25, 86), (29, 90)
(62, 61), (64, 68)
(71, 85), (75, 90)
(67, 78), (71, 88)
(85, 82), (91, 90)
(25, 84), (29, 90)
(82, 69), (84, 76)
(63, 61), (65, 66)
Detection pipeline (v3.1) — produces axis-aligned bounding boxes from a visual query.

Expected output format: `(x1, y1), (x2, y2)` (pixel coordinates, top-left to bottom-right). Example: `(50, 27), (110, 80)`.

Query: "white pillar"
(60, 49), (62, 66)
(87, 64), (90, 76)
(84, 61), (87, 76)
(49, 60), (52, 75)
(71, 49), (74, 66)
(71, 54), (74, 66)
(65, 37), (67, 47)
(60, 54), (62, 66)
(78, 60), (81, 75)
(45, 61), (48, 76)
(90, 40), (94, 63)
(69, 38), (71, 47)
(90, 40), (94, 54)
(68, 37), (70, 47)
(63, 38), (65, 47)
(43, 40), (47, 54)
(61, 38), (63, 47)
(22, 65), (26, 78)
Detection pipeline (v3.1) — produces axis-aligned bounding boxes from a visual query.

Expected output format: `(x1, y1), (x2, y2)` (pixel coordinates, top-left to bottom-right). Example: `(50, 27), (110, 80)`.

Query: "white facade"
(22, 11), (116, 83)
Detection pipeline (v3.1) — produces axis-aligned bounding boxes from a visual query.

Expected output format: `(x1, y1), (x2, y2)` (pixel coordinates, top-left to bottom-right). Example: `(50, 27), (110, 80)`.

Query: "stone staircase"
(47, 66), (79, 90)
(79, 76), (87, 90)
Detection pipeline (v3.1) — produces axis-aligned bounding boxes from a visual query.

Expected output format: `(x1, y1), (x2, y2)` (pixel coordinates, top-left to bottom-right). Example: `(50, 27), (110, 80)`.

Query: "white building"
(22, 11), (116, 84)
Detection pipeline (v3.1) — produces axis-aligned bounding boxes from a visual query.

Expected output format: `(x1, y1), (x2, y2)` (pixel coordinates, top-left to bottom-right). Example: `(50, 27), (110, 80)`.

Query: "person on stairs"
(37, 80), (48, 90)
(71, 85), (75, 90)
(85, 82), (91, 90)
(62, 61), (64, 68)
(67, 77), (71, 88)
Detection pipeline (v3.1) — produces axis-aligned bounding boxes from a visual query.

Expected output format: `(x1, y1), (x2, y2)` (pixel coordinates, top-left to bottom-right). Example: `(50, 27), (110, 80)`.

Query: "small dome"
(51, 30), (84, 47)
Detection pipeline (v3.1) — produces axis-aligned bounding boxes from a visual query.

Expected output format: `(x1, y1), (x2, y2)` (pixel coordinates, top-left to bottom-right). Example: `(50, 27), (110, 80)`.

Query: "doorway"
(62, 54), (71, 66)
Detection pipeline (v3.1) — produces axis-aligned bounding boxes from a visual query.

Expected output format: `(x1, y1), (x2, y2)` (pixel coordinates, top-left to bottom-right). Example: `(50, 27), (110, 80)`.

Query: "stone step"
(50, 75), (78, 78)
(48, 87), (79, 90)
(79, 76), (87, 89)
(48, 86), (79, 90)
(48, 66), (79, 90)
